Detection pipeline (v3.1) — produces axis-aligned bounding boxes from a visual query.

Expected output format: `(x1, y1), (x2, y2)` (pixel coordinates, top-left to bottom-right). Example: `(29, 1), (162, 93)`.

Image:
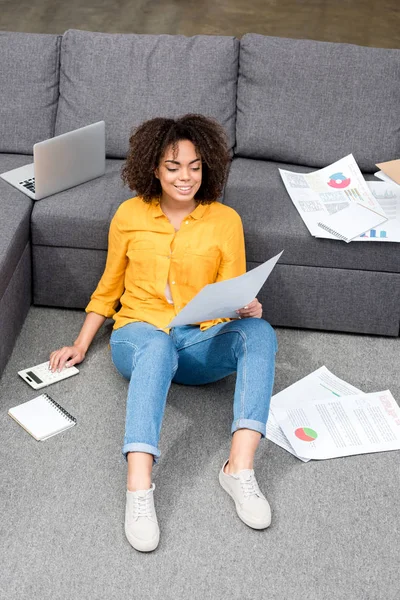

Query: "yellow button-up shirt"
(85, 196), (246, 332)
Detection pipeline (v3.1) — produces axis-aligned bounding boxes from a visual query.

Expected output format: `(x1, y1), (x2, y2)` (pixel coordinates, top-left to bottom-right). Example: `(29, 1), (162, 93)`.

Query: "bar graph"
(360, 229), (388, 239)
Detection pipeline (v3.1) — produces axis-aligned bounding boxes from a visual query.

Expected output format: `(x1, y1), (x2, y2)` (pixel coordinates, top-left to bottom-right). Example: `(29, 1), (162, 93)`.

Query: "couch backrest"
(0, 32), (61, 155)
(236, 34), (400, 172)
(55, 29), (239, 158)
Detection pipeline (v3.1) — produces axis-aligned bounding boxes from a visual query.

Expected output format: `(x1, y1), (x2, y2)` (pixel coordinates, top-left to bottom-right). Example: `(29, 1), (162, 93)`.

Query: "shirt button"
(172, 281), (176, 285)
(177, 305), (181, 309)
(185, 220), (189, 225)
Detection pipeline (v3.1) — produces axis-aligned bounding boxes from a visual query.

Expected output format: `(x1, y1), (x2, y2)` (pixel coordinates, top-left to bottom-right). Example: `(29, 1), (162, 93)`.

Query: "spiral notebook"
(317, 202), (387, 243)
(8, 393), (77, 441)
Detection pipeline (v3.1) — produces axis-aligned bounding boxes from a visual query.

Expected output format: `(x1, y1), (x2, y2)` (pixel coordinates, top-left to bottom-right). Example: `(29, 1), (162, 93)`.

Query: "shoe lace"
(240, 472), (261, 499)
(132, 487), (154, 519)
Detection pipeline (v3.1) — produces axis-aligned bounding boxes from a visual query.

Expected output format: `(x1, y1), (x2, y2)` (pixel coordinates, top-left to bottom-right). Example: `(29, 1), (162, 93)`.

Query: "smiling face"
(155, 139), (202, 207)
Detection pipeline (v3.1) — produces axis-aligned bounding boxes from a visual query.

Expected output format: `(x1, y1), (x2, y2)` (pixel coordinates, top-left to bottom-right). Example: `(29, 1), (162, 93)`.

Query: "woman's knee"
(142, 331), (178, 366)
(110, 325), (178, 378)
(239, 318), (278, 353)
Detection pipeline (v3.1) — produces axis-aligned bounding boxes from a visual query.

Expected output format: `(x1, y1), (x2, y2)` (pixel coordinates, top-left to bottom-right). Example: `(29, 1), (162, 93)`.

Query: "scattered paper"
(273, 390), (400, 460)
(279, 154), (386, 239)
(316, 201), (387, 243)
(167, 251), (283, 328)
(266, 410), (310, 462)
(356, 182), (400, 242)
(266, 366), (365, 461)
(374, 170), (399, 186)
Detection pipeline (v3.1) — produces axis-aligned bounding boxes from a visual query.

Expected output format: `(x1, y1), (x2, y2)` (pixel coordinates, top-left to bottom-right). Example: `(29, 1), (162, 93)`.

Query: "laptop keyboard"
(19, 177), (35, 193)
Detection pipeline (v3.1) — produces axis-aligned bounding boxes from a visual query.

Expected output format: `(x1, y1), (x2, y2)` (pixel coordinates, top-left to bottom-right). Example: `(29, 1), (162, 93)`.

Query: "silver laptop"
(0, 121), (105, 200)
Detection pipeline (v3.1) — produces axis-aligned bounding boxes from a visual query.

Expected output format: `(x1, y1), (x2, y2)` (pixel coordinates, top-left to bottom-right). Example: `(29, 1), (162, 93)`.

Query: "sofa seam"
(246, 260), (400, 276)
(53, 34), (63, 137)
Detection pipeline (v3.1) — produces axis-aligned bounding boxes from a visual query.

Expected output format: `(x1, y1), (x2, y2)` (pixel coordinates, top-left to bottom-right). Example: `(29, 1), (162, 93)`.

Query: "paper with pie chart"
(266, 365), (365, 462)
(279, 154), (387, 240)
(272, 390), (400, 460)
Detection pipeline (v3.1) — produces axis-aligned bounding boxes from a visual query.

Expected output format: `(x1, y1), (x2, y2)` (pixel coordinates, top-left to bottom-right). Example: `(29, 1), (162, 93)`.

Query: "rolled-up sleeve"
(85, 210), (128, 318)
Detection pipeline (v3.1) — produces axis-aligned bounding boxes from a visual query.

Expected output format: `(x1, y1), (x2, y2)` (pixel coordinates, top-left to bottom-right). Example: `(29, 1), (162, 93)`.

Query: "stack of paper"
(357, 182), (400, 242)
(266, 366), (400, 461)
(375, 170), (399, 186)
(279, 154), (388, 242)
(316, 202), (386, 243)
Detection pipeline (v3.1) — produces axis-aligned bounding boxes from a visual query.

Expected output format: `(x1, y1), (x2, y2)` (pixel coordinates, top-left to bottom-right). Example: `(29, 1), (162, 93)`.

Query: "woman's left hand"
(236, 298), (262, 319)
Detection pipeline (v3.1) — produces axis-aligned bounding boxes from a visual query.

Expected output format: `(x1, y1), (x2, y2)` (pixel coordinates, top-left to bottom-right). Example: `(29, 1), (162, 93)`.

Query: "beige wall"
(1, 0), (399, 48)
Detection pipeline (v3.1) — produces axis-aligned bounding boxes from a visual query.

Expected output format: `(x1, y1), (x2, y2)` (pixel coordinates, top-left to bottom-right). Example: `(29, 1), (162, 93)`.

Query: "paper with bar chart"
(357, 181), (400, 242)
(279, 154), (387, 240)
(273, 390), (400, 460)
(266, 366), (365, 461)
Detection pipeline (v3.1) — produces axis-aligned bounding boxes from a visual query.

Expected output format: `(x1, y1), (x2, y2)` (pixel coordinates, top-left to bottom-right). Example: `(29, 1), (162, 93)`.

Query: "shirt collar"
(151, 200), (165, 218)
(190, 203), (208, 220)
(151, 199), (209, 220)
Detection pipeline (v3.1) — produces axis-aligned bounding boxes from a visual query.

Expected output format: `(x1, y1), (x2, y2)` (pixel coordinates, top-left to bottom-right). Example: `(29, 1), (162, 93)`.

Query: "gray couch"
(1, 29), (399, 377)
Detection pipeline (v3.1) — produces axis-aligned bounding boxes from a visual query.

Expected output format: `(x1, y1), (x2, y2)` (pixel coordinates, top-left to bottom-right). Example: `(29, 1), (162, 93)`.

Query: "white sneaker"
(219, 460), (271, 529)
(125, 483), (160, 551)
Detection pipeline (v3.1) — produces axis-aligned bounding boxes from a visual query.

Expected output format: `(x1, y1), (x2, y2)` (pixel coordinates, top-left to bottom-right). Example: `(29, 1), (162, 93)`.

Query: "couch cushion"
(0, 155), (34, 299)
(251, 261), (400, 336)
(55, 29), (239, 157)
(31, 159), (131, 249)
(0, 32), (61, 154)
(223, 158), (400, 273)
(236, 34), (400, 172)
(32, 246), (107, 309)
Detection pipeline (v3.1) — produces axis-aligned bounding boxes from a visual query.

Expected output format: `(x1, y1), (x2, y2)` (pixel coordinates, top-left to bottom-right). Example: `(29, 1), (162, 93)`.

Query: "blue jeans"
(110, 319), (278, 462)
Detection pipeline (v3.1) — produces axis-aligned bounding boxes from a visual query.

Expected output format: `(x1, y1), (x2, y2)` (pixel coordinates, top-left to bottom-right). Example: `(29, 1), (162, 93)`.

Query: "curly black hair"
(121, 114), (231, 204)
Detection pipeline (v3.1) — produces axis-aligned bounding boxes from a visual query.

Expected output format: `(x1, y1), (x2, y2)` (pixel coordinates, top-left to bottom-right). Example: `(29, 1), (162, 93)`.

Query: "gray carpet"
(1, 306), (399, 600)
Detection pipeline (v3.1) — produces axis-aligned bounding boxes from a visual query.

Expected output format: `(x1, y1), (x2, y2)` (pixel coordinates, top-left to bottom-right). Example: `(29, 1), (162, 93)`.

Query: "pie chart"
(295, 427), (318, 442)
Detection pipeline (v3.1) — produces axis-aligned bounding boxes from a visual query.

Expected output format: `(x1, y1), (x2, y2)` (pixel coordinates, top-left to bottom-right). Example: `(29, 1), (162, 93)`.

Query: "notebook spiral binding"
(317, 222), (348, 242)
(43, 393), (77, 423)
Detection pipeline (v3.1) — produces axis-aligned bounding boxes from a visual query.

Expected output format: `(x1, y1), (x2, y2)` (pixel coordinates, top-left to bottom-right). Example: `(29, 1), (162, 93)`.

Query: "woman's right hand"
(49, 344), (86, 373)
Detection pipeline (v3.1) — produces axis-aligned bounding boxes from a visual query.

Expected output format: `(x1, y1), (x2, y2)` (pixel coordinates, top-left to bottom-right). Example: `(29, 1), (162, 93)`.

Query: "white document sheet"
(273, 390), (400, 460)
(266, 366), (364, 461)
(279, 154), (386, 238)
(167, 251), (283, 328)
(316, 201), (387, 242)
(355, 182), (400, 242)
(374, 170), (399, 186)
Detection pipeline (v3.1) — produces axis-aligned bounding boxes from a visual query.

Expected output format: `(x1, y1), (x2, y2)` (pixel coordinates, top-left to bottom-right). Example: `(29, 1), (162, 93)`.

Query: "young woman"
(49, 114), (278, 552)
